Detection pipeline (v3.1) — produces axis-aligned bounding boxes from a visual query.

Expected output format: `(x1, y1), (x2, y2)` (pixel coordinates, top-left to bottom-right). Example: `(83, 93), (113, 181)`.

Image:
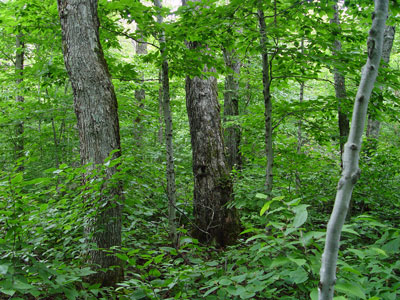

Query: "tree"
(366, 25), (396, 151)
(319, 1), (388, 299)
(133, 27), (147, 146)
(154, 0), (178, 247)
(331, 3), (350, 169)
(257, 4), (274, 194)
(57, 0), (124, 286)
(183, 0), (241, 247)
(223, 48), (242, 171)
(14, 32), (24, 169)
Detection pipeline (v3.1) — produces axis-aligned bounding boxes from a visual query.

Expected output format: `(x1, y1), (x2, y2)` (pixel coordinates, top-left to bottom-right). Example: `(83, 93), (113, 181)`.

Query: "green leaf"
(64, 288), (79, 300)
(260, 200), (274, 216)
(203, 286), (219, 297)
(342, 224), (360, 236)
(370, 247), (388, 257)
(382, 237), (400, 253)
(149, 268), (161, 277)
(0, 264), (9, 275)
(288, 257), (306, 266)
(287, 267), (308, 284)
(293, 205), (308, 228)
(255, 193), (268, 199)
(270, 257), (291, 268)
(310, 289), (318, 300)
(13, 280), (33, 290)
(231, 274), (246, 283)
(219, 278), (232, 286)
(11, 173), (23, 184)
(335, 282), (366, 299)
(260, 196), (285, 216)
(0, 288), (15, 296)
(79, 267), (96, 276)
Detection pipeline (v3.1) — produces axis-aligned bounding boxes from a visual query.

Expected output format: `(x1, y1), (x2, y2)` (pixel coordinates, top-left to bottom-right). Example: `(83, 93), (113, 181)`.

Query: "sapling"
(319, 1), (388, 299)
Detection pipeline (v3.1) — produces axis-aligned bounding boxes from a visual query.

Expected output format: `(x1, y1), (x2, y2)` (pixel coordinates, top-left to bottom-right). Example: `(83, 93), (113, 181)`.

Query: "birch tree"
(319, 1), (388, 299)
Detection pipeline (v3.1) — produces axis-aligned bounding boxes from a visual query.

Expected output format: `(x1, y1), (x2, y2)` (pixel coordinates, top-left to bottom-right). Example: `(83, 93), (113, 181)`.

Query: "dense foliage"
(0, 0), (399, 299)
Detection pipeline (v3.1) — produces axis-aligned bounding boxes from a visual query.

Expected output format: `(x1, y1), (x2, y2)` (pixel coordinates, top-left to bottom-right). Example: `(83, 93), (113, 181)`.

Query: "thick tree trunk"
(331, 3), (350, 169)
(319, 1), (388, 299)
(154, 0), (178, 247)
(185, 71), (240, 246)
(366, 25), (395, 151)
(57, 0), (123, 286)
(15, 33), (24, 169)
(223, 49), (242, 171)
(183, 0), (240, 247)
(258, 7), (273, 194)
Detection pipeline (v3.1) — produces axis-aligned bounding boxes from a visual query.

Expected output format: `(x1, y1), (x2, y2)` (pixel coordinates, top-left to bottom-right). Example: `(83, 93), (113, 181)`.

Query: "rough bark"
(331, 3), (350, 169)
(223, 49), (242, 171)
(319, 1), (388, 299)
(366, 25), (395, 151)
(154, 0), (178, 247)
(258, 7), (273, 194)
(183, 0), (241, 246)
(57, 0), (123, 286)
(15, 33), (24, 169)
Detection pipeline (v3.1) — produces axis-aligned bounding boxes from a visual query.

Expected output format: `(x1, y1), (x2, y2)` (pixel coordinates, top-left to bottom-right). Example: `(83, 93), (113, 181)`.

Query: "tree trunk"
(258, 7), (273, 194)
(331, 3), (350, 169)
(183, 0), (240, 247)
(223, 49), (242, 171)
(15, 33), (24, 170)
(57, 0), (123, 286)
(133, 30), (147, 146)
(154, 0), (178, 247)
(319, 1), (388, 299)
(296, 39), (305, 190)
(366, 25), (395, 151)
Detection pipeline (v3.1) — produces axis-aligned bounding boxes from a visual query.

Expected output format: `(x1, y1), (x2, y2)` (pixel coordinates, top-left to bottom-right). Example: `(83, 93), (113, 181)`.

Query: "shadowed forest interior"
(0, 0), (399, 299)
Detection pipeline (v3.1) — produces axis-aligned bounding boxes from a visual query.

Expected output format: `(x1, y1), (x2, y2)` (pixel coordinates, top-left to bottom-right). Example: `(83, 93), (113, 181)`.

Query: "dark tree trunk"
(57, 0), (123, 286)
(185, 71), (240, 246)
(154, 0), (178, 247)
(223, 49), (242, 171)
(331, 3), (350, 169)
(258, 7), (273, 194)
(183, 0), (240, 247)
(15, 33), (24, 170)
(366, 25), (395, 151)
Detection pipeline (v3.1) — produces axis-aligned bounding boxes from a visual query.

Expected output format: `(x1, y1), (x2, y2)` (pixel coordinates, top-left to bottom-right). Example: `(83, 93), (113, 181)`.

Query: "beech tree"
(57, 0), (124, 286)
(319, 1), (388, 298)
